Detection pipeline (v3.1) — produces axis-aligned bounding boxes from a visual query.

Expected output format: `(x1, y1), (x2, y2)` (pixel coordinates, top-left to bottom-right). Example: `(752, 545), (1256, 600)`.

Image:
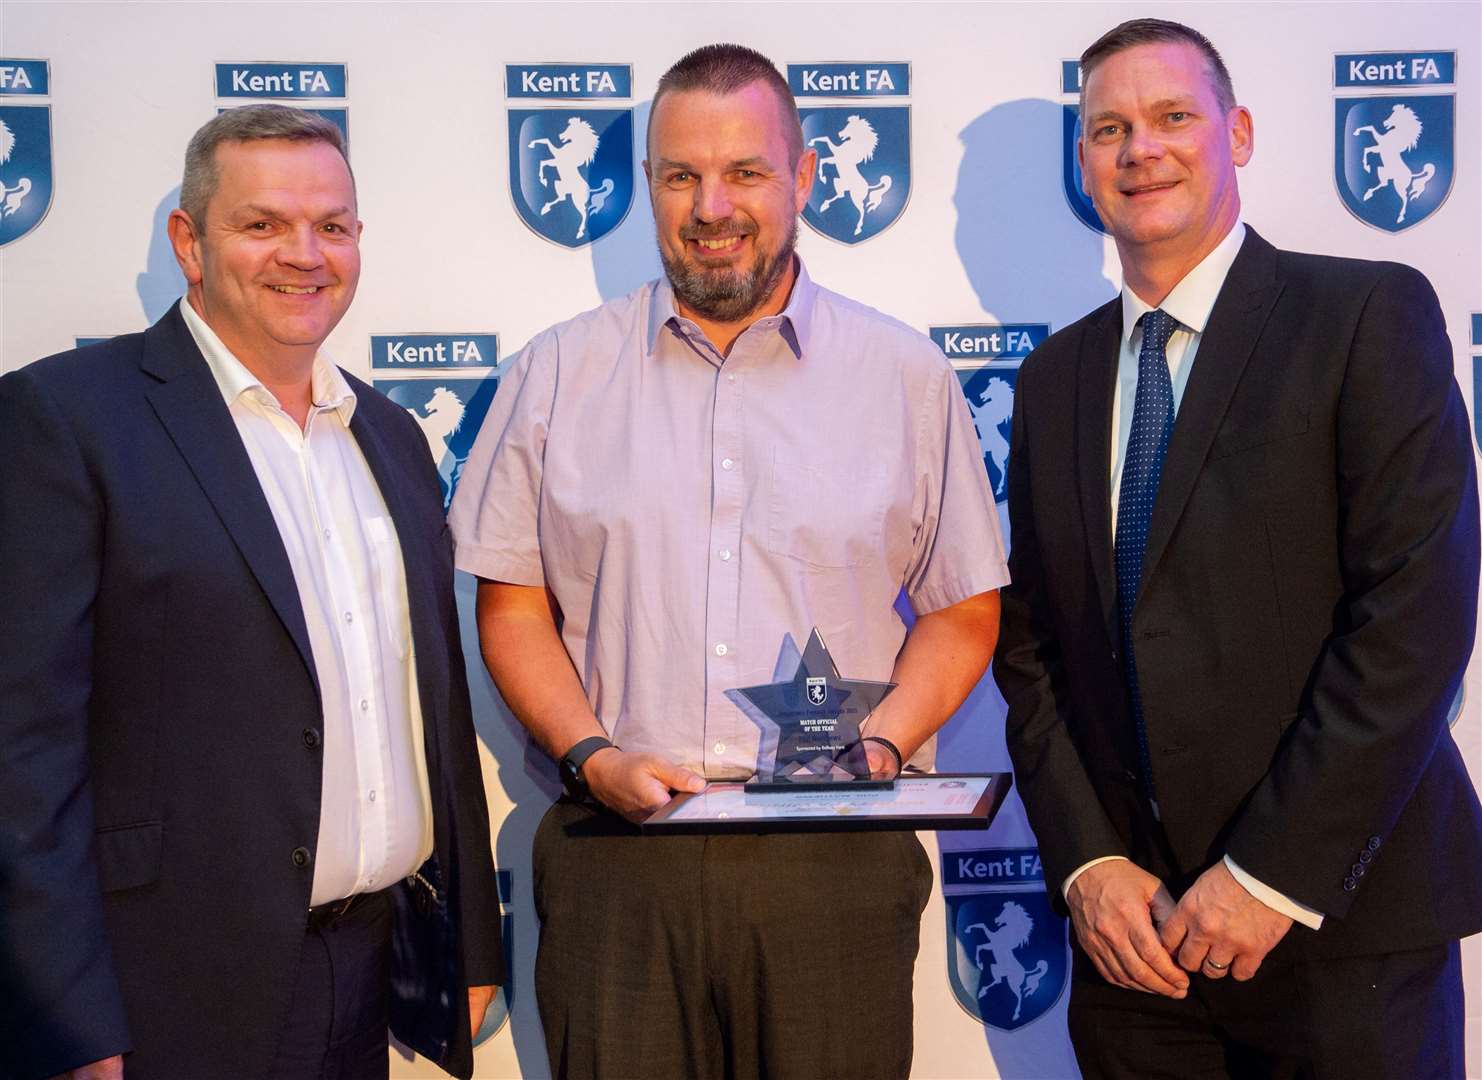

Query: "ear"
(1076, 138), (1090, 196)
(793, 146), (817, 213)
(1229, 105), (1254, 167)
(167, 208), (204, 286)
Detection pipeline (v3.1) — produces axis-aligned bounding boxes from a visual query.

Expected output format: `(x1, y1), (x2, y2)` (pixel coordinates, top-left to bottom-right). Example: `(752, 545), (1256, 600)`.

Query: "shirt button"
(713, 742), (726, 755)
(368, 790), (377, 803)
(721, 457), (734, 471)
(366, 876), (376, 887)
(727, 373), (736, 383)
(343, 611), (354, 624)
(323, 528), (332, 540)
(714, 643), (728, 656)
(719, 548), (732, 561)
(359, 698), (369, 712)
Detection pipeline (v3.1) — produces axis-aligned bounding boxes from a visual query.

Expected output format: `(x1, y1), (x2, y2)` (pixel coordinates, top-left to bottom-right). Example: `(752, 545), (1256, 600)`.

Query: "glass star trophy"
(724, 628), (896, 793)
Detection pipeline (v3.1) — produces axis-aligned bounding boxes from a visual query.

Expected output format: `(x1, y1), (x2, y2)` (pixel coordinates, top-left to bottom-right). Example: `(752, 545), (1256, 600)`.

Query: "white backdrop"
(1, 3), (1478, 1077)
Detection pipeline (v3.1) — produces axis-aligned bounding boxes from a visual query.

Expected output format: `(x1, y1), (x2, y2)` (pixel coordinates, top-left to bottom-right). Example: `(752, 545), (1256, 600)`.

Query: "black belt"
(307, 888), (384, 930)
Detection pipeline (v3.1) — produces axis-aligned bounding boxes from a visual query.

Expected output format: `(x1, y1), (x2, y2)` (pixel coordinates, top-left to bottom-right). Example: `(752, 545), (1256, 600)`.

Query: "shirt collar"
(1120, 220), (1246, 344)
(179, 298), (357, 423)
(646, 256), (818, 361)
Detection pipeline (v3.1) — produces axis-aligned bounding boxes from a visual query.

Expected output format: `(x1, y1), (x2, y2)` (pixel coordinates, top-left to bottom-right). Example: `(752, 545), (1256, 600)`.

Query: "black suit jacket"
(0, 303), (502, 1079)
(996, 228), (1482, 956)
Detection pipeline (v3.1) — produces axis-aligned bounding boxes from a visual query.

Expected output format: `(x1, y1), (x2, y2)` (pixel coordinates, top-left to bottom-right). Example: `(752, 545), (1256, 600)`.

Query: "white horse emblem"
(0, 119), (34, 218)
(966, 377), (1014, 497)
(1353, 104), (1436, 225)
(527, 117), (616, 240)
(966, 900), (1049, 1022)
(809, 115), (893, 237)
(408, 386), (466, 494)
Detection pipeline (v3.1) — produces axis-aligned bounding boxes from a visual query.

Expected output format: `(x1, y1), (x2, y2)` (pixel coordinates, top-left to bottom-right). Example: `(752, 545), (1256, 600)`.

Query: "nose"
(692, 175), (735, 223)
(278, 223), (324, 269)
(1120, 124), (1166, 168)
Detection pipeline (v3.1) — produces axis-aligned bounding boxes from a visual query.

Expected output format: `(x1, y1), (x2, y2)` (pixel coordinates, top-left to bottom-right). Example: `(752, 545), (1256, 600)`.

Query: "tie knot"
(1140, 309), (1177, 349)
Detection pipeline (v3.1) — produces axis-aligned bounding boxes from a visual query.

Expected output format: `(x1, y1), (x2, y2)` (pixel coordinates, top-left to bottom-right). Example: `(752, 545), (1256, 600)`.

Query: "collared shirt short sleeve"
(450, 262), (1008, 777)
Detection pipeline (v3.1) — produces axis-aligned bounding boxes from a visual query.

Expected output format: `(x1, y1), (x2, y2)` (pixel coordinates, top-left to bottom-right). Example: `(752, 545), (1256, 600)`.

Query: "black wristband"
(861, 735), (903, 775)
(559, 735), (614, 799)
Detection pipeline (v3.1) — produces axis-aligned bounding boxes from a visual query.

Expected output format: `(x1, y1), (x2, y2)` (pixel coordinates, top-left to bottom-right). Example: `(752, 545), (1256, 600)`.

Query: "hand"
(61, 1056), (123, 1080)
(468, 984), (495, 1038)
(582, 748), (705, 824)
(861, 739), (901, 781)
(1066, 860), (1188, 998)
(1159, 861), (1293, 982)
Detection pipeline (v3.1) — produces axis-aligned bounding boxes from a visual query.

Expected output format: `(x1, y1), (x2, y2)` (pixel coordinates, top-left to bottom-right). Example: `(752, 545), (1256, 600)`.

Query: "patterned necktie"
(1114, 308), (1178, 796)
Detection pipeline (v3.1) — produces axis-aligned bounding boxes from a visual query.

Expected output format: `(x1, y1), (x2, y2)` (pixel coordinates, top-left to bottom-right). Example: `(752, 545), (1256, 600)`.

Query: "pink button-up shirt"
(450, 262), (1008, 778)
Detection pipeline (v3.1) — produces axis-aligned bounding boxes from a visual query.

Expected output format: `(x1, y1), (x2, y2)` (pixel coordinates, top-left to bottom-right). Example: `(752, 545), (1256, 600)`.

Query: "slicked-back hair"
(1079, 18), (1237, 118)
(179, 103), (354, 228)
(649, 43), (804, 166)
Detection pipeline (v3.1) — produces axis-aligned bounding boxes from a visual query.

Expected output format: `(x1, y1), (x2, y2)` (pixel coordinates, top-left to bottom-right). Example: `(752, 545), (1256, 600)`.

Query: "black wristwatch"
(559, 735), (615, 799)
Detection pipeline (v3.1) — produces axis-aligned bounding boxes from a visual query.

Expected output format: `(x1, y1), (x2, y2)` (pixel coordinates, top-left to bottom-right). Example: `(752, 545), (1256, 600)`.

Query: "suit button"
(1110, 649), (1120, 663)
(1358, 849), (1372, 864)
(291, 846), (312, 868)
(1123, 768), (1138, 784)
(1351, 863), (1365, 878)
(1367, 836), (1382, 852)
(1343, 877), (1356, 892)
(302, 727), (321, 749)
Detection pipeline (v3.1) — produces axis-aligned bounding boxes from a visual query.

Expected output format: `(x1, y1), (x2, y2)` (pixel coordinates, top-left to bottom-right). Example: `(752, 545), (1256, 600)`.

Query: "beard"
(660, 214), (798, 324)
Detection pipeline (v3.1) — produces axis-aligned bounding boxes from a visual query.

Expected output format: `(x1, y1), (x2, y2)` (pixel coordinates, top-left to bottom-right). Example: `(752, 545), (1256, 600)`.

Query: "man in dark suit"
(997, 18), (1482, 1077)
(0, 105), (501, 1080)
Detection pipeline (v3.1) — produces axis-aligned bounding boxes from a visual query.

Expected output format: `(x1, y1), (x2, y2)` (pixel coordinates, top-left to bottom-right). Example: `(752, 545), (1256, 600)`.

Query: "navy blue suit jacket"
(0, 303), (502, 1079)
(996, 229), (1482, 955)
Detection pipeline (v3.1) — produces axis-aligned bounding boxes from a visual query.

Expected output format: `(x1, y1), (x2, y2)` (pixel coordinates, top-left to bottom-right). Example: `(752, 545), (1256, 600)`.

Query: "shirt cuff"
(1061, 855), (1131, 901)
(1223, 855), (1324, 930)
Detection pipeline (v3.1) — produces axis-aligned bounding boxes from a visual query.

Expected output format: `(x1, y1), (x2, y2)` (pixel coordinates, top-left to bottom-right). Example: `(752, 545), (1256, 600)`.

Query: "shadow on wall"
(931, 97), (1114, 1079)
(953, 98), (1114, 327)
(137, 186), (187, 324)
(590, 99), (660, 302)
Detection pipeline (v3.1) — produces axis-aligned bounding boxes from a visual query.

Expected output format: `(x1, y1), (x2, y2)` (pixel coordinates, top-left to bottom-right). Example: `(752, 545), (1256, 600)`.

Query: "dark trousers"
(532, 797), (934, 1080)
(1068, 799), (1466, 1079)
(268, 889), (392, 1080)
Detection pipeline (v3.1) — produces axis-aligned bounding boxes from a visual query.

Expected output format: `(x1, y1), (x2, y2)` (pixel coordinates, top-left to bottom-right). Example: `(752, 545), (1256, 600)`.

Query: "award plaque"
(725, 628), (896, 792)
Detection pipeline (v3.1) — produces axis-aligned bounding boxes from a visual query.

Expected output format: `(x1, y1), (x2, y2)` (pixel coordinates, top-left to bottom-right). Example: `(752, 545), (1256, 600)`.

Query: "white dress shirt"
(181, 301), (433, 906)
(1063, 224), (1324, 931)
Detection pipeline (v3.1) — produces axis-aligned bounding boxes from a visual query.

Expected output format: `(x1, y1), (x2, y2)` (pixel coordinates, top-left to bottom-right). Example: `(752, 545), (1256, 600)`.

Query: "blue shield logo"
(508, 108), (633, 247)
(1335, 96), (1453, 231)
(1061, 105), (1105, 234)
(373, 376), (500, 511)
(946, 888), (1068, 1030)
(0, 105), (53, 247)
(956, 364), (1020, 504)
(801, 107), (909, 243)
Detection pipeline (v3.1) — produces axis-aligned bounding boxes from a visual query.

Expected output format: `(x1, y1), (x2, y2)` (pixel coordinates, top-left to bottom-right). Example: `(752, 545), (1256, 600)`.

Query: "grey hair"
(179, 104), (353, 227)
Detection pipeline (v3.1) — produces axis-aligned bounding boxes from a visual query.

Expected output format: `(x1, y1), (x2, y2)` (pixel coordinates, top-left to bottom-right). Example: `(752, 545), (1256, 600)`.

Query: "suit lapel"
(1137, 229), (1285, 601)
(1076, 301), (1122, 642)
(142, 303), (319, 692)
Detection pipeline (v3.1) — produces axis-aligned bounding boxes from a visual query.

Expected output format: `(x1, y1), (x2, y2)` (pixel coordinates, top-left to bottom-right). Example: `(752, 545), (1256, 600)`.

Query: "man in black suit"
(997, 18), (1482, 1077)
(0, 105), (501, 1080)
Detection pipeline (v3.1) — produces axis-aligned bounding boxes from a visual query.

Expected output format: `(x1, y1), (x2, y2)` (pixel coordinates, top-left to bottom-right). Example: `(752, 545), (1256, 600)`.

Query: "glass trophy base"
(743, 776), (894, 794)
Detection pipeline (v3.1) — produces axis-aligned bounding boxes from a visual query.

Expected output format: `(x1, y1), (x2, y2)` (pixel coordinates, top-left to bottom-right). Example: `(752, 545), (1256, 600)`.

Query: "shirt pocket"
(766, 449), (889, 569)
(364, 515), (412, 660)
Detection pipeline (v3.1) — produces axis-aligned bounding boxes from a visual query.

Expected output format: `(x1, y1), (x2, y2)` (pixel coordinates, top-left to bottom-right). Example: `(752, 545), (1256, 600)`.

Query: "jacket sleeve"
(0, 367), (133, 1078)
(995, 353), (1129, 907)
(1224, 264), (1480, 918)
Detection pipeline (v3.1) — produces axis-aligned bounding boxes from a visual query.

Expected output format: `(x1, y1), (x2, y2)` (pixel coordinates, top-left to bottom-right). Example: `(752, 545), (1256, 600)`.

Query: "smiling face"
(645, 81), (814, 329)
(1079, 41), (1252, 279)
(169, 138), (361, 373)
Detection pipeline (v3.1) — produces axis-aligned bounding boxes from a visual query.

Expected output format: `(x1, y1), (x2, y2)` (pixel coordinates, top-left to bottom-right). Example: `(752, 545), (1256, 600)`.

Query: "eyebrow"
(653, 155), (776, 172)
(232, 203), (355, 219)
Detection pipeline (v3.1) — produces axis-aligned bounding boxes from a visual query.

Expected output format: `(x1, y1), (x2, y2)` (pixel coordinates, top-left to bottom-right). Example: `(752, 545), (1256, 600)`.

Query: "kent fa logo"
(373, 374), (500, 511)
(790, 63), (910, 244)
(943, 846), (1068, 1030)
(806, 677), (827, 706)
(506, 64), (634, 248)
(0, 60), (54, 248)
(1059, 61), (1105, 235)
(1334, 51), (1454, 232)
(932, 323), (1047, 503)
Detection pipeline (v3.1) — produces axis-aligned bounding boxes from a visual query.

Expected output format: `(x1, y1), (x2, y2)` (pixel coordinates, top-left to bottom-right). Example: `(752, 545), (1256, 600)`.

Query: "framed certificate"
(640, 772), (1012, 834)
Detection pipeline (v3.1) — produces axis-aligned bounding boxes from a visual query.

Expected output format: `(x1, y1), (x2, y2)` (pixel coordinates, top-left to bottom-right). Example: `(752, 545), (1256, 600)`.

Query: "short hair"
(649, 43), (803, 165)
(1079, 18), (1237, 117)
(179, 104), (354, 227)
